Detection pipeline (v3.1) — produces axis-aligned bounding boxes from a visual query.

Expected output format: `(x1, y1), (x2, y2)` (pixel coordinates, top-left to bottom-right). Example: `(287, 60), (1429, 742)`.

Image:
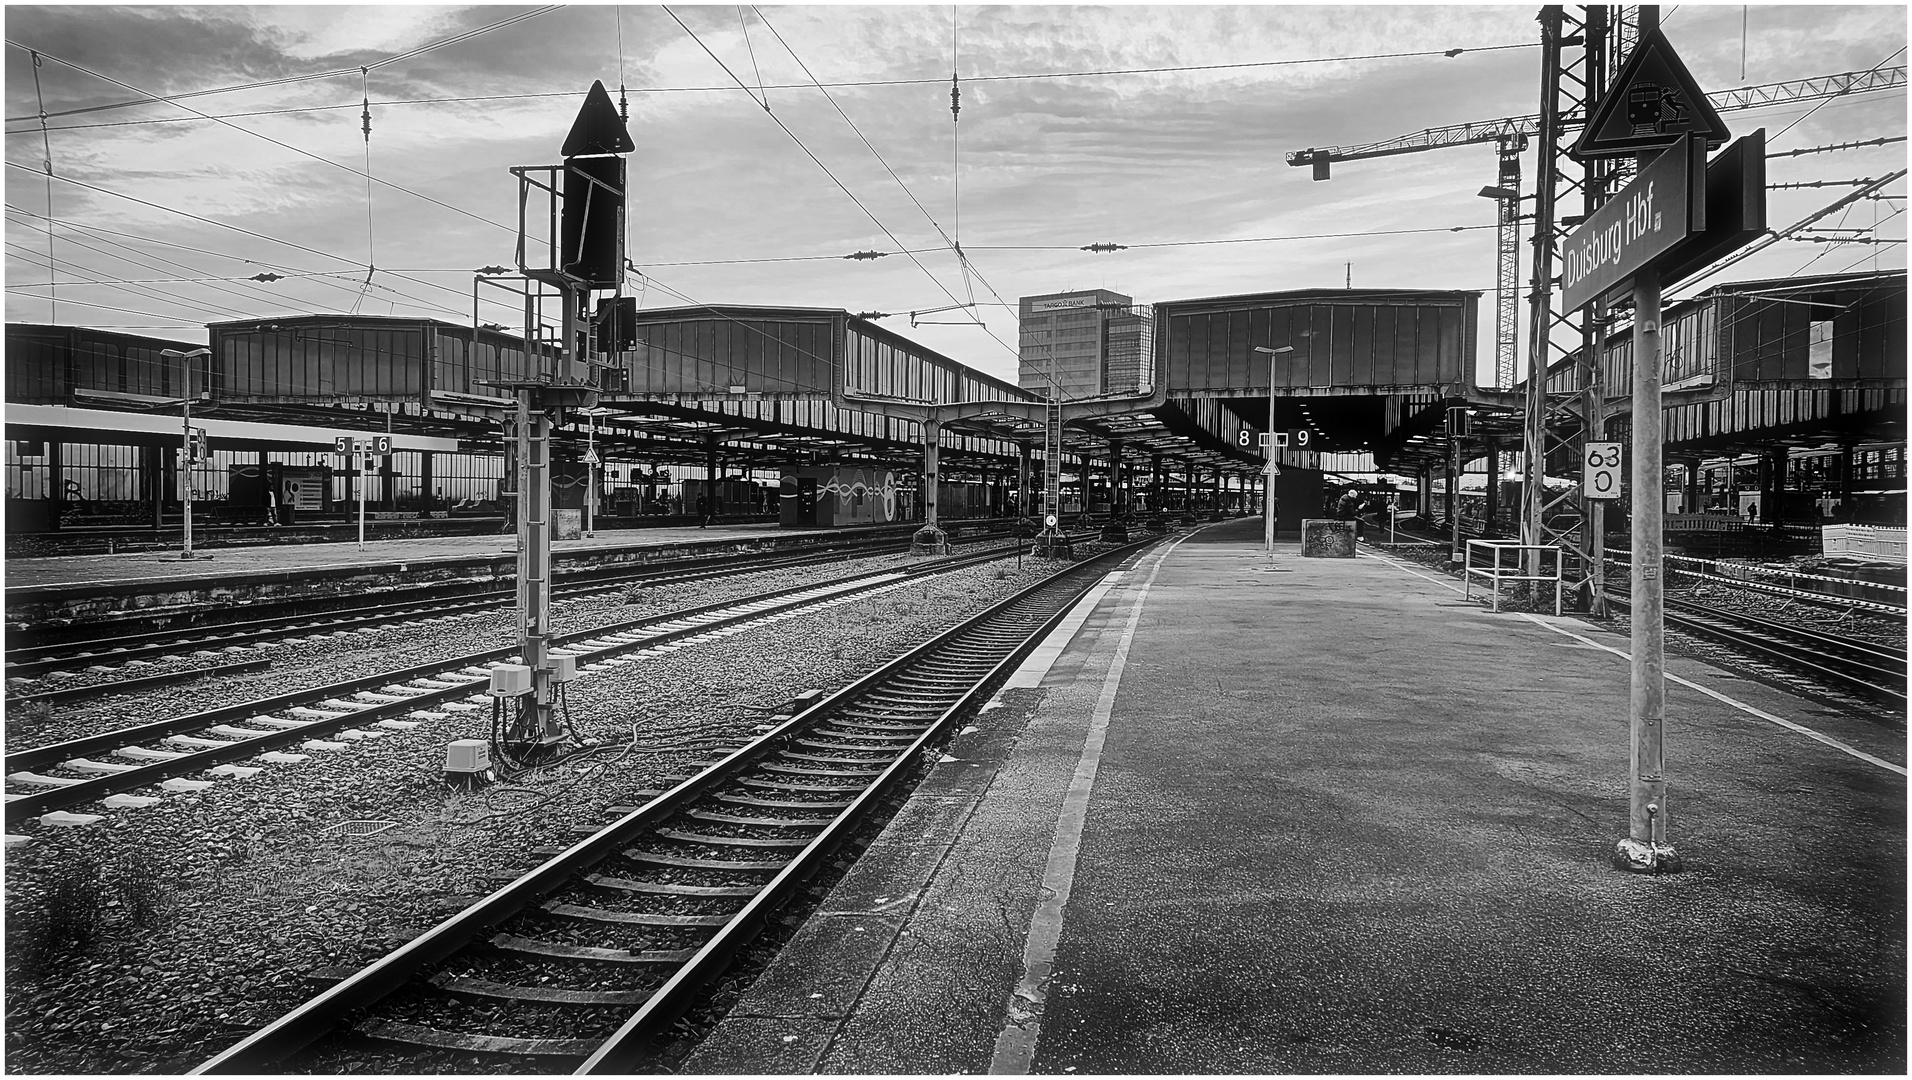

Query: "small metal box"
(488, 664), (533, 697)
(549, 653), (580, 682)
(444, 739), (491, 774)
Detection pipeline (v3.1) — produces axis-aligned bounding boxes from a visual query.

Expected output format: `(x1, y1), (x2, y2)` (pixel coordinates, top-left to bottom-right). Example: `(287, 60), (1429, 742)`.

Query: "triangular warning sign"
(1571, 28), (1731, 160)
(562, 80), (634, 157)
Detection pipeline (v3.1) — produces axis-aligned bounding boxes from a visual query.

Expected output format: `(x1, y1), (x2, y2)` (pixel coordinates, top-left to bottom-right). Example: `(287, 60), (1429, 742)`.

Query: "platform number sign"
(1246, 430), (1311, 449)
(1584, 441), (1623, 500)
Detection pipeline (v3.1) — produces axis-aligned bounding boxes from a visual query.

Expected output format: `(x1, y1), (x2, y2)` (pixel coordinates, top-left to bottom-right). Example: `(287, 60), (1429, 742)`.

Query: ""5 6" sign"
(1583, 441), (1622, 499)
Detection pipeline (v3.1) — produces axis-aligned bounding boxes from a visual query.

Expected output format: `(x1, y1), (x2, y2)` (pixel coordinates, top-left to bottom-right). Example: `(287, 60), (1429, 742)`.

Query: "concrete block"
(1301, 518), (1357, 558)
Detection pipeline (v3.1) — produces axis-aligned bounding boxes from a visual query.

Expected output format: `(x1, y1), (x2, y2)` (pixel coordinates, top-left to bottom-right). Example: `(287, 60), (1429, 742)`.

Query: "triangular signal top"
(1572, 27), (1730, 160)
(562, 80), (634, 157)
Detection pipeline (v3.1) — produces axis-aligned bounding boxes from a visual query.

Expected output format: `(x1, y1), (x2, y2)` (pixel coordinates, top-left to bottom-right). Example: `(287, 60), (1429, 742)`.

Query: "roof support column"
(703, 435), (719, 527)
(1101, 438), (1129, 542)
(1018, 442), (1033, 518)
(1484, 438), (1501, 538)
(910, 411), (948, 555)
(1209, 467), (1224, 522)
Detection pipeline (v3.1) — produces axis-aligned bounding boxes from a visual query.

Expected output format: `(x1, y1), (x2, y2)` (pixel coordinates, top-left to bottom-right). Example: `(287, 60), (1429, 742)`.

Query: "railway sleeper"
(689, 807), (835, 827)
(780, 749), (893, 765)
(582, 873), (758, 899)
(738, 776), (869, 794)
(621, 848), (789, 872)
(539, 901), (733, 927)
(653, 827), (814, 849)
(427, 971), (652, 1006)
(716, 792), (853, 811)
(795, 736), (910, 752)
(356, 1017), (601, 1059)
(761, 761), (886, 779)
(487, 932), (698, 965)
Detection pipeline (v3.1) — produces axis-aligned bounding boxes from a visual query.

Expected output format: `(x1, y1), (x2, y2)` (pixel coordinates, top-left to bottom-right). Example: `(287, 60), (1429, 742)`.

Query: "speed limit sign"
(1583, 442), (1622, 500)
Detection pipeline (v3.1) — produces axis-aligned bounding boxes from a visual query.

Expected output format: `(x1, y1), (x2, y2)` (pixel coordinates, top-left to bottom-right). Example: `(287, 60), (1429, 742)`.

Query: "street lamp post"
(578, 407), (617, 539)
(1253, 345), (1295, 557)
(160, 348), (212, 560)
(586, 414), (596, 539)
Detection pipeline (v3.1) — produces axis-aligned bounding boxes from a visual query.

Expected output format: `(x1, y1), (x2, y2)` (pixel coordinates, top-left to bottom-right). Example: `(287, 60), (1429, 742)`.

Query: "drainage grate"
(322, 819), (398, 838)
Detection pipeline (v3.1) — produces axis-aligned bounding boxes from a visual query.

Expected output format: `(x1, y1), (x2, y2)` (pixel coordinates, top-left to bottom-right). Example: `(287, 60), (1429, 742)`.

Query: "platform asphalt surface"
(0, 522), (827, 592)
(685, 517), (1906, 1075)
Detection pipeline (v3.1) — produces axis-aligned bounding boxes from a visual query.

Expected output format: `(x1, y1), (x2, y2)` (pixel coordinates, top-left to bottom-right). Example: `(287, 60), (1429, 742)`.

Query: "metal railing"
(1461, 540), (1563, 615)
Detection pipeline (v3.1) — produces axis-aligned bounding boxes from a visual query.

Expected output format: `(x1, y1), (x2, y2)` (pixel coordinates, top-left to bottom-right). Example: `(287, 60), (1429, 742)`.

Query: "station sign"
(1571, 27), (1731, 160)
(1653, 129), (1768, 291)
(1583, 442), (1623, 500)
(333, 435), (394, 455)
(1560, 134), (1706, 311)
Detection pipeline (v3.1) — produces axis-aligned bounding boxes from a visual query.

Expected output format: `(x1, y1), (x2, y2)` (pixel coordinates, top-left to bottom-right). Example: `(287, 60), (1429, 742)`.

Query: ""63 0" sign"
(1583, 441), (1622, 500)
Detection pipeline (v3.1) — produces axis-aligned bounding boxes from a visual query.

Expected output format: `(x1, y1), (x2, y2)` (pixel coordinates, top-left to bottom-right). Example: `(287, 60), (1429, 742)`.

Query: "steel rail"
(4, 531), (955, 674)
(1608, 589), (1905, 702)
(190, 531), (1160, 1074)
(3, 658), (273, 705)
(4, 541), (1052, 824)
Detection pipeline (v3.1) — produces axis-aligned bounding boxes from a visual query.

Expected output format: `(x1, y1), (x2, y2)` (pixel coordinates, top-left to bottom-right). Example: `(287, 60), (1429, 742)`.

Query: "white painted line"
(1001, 572), (1125, 689)
(1366, 548), (1906, 777)
(1516, 614), (1907, 778)
(990, 535), (1189, 1074)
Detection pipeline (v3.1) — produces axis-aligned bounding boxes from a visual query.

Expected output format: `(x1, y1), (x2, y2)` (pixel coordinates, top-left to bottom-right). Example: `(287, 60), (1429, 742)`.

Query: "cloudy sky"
(5, 4), (1905, 386)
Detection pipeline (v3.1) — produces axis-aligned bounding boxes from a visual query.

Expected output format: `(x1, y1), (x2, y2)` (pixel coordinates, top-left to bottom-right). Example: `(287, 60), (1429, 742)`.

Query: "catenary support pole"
(1617, 267), (1678, 873)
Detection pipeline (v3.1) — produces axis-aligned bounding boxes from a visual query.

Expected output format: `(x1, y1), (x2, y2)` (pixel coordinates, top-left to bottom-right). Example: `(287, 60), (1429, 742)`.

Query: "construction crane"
(1288, 66), (1907, 389)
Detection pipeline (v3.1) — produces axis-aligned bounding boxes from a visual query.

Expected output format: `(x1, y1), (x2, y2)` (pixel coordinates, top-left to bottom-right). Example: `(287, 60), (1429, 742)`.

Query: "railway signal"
(491, 81), (635, 763)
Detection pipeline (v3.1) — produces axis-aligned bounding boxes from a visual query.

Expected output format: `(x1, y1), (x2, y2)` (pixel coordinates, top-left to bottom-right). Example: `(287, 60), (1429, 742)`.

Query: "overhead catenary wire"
(658, 6), (1024, 370)
(9, 44), (530, 247)
(1, 6), (561, 125)
(4, 243), (263, 322)
(0, 203), (508, 321)
(1772, 47), (1907, 143)
(4, 162), (495, 320)
(28, 49), (59, 324)
(1, 224), (355, 320)
(746, 6), (1032, 389)
(354, 66), (377, 315)
(5, 37), (1541, 130)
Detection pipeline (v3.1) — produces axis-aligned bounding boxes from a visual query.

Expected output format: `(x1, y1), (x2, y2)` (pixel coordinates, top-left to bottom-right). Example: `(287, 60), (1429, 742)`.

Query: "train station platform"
(1, 523), (863, 620)
(685, 517), (1907, 1075)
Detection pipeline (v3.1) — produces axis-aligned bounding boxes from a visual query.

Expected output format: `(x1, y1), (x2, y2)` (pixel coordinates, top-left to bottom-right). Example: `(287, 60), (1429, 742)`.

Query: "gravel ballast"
(3, 549), (1072, 1074)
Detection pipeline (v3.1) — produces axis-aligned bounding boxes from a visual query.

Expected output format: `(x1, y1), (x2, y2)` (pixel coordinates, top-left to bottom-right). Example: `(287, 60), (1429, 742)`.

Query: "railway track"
(1363, 523), (1904, 705)
(4, 536), (1088, 827)
(3, 529), (1012, 689)
(1606, 587), (1906, 705)
(189, 531), (1162, 1074)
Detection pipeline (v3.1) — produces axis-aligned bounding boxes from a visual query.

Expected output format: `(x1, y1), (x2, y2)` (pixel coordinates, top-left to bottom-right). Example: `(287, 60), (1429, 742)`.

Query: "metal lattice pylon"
(1519, 5), (1634, 603)
(1044, 397), (1063, 519)
(1491, 135), (1527, 389)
